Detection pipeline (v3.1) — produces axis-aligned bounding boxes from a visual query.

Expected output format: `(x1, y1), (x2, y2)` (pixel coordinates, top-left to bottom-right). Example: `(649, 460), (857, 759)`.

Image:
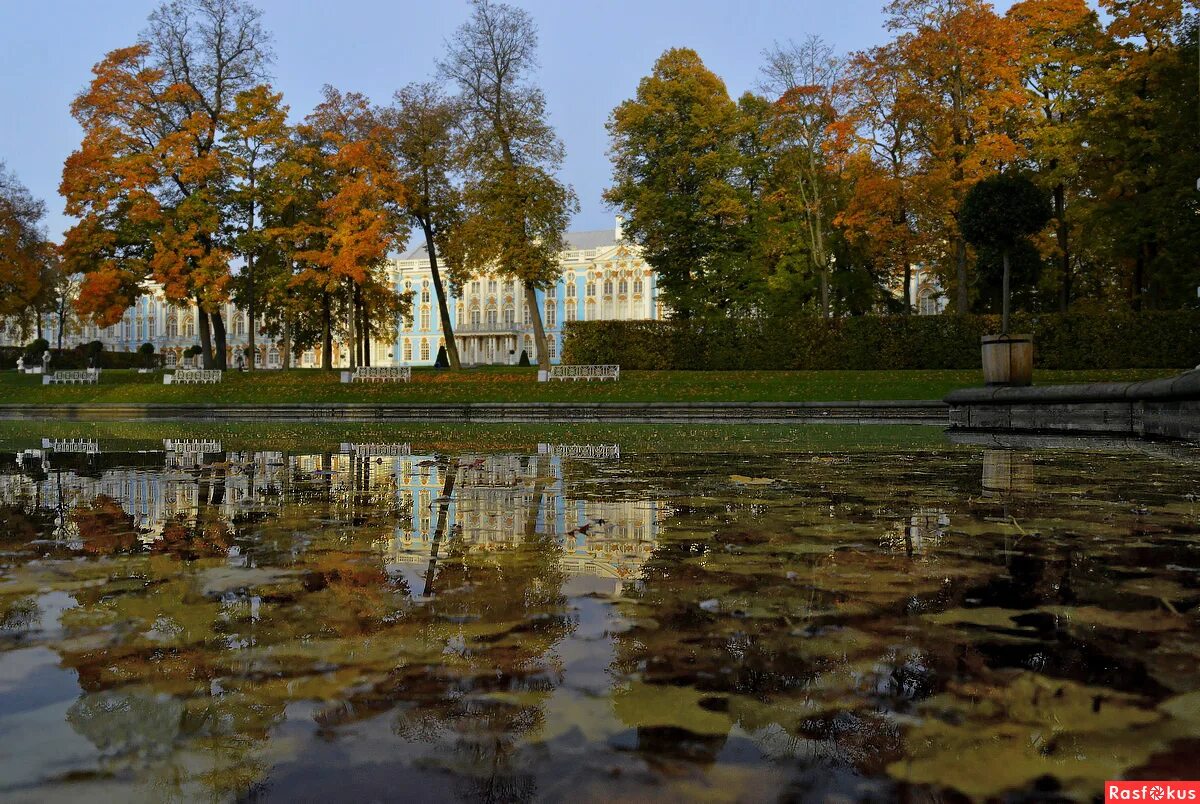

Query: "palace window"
(420, 306), (431, 330)
(565, 304), (577, 322)
(547, 286), (556, 298)
(421, 281), (431, 304)
(503, 305), (514, 325)
(403, 340), (412, 361)
(470, 309), (481, 327)
(165, 351), (178, 367)
(471, 281), (480, 294)
(566, 283), (576, 298)
(420, 339), (430, 361)
(183, 317), (195, 338)
(486, 307), (498, 326)
(604, 279), (613, 296)
(618, 279), (628, 295)
(545, 303), (556, 327)
(586, 282), (595, 297)
(548, 339), (556, 359)
(585, 299), (596, 320)
(488, 279), (497, 293)
(633, 278), (643, 295)
(267, 348), (280, 368)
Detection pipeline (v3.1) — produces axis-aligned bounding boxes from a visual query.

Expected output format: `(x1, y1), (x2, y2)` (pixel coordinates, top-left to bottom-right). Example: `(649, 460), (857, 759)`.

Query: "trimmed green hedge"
(0, 346), (159, 370)
(562, 312), (1200, 370)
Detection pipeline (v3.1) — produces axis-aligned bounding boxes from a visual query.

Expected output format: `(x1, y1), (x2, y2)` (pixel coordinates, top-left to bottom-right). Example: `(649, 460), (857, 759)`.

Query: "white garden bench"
(341, 366), (411, 383)
(43, 369), (100, 385)
(166, 369), (223, 384)
(547, 364), (620, 382)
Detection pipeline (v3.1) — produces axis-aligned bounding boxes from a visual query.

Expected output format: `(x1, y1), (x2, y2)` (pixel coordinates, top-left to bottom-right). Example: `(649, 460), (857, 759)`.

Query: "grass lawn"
(0, 366), (1178, 405)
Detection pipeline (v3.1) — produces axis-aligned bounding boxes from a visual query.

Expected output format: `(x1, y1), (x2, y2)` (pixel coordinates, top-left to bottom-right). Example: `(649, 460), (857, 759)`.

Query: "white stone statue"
(16, 356), (24, 372)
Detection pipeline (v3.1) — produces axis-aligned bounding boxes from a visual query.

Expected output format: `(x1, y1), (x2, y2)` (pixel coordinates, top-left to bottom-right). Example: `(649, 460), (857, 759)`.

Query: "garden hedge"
(562, 312), (1200, 370)
(0, 345), (159, 370)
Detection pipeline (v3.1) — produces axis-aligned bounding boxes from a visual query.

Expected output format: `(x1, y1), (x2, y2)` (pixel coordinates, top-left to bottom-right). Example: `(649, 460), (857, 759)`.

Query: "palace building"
(389, 216), (662, 366)
(0, 217), (663, 368)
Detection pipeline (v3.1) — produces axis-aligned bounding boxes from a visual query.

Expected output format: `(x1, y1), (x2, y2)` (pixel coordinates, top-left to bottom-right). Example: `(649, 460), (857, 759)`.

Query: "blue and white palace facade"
(389, 217), (664, 366)
(0, 217), (663, 368)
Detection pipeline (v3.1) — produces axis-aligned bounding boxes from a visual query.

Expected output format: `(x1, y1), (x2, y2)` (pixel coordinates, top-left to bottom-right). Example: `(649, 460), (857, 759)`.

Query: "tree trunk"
(198, 306), (214, 369)
(819, 267), (830, 319)
(524, 282), (550, 371)
(903, 261), (912, 314)
(348, 282), (358, 370)
(212, 311), (227, 370)
(247, 300), (256, 371)
(281, 316), (292, 370)
(422, 462), (458, 597)
(321, 293), (332, 369)
(422, 219), (461, 369)
(1001, 249), (1011, 335)
(955, 236), (968, 312)
(1054, 182), (1070, 312)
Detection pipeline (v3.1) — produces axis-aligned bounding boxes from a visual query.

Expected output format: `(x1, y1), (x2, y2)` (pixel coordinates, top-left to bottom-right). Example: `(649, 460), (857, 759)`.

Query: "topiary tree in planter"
(138, 342), (156, 369)
(85, 340), (104, 368)
(960, 172), (1051, 335)
(960, 173), (1051, 386)
(184, 345), (203, 367)
(24, 338), (49, 365)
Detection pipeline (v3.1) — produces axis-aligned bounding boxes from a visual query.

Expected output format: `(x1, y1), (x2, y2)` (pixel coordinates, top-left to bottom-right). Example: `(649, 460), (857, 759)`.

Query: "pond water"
(0, 432), (1197, 801)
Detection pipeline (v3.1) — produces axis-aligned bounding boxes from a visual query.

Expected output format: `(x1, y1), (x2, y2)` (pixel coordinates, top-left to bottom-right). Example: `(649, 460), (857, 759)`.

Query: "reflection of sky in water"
(0, 440), (1197, 800)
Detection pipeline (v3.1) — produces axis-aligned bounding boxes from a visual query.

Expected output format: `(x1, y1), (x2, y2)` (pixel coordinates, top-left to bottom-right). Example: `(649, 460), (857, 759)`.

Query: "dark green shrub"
(563, 312), (1200, 370)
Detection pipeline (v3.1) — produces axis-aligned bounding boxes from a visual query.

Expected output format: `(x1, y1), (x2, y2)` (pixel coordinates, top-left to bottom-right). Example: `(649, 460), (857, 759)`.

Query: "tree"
(759, 36), (850, 318)
(381, 83), (465, 369)
(885, 0), (1027, 312)
(61, 0), (273, 370)
(441, 0), (578, 371)
(0, 163), (58, 338)
(297, 86), (409, 370)
(221, 84), (290, 369)
(960, 172), (1051, 333)
(1076, 0), (1199, 310)
(1007, 0), (1110, 311)
(605, 48), (750, 320)
(838, 43), (927, 312)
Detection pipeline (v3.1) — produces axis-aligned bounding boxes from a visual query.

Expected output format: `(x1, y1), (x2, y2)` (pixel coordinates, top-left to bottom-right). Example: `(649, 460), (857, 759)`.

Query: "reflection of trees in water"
(312, 473), (574, 802)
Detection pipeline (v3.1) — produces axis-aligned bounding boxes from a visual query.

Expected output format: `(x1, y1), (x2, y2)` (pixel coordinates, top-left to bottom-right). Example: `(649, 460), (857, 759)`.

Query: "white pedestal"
(537, 370), (549, 382)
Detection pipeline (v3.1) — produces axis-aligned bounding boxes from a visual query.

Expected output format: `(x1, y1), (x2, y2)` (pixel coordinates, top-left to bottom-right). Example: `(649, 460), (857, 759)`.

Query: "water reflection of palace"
(3, 443), (664, 584)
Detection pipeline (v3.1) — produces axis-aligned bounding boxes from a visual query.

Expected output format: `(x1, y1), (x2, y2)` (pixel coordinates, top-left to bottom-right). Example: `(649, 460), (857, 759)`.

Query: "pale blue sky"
(2, 0), (943, 244)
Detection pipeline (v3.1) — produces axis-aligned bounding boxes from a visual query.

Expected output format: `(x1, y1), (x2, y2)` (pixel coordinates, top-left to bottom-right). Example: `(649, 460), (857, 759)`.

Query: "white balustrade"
(546, 364), (620, 382)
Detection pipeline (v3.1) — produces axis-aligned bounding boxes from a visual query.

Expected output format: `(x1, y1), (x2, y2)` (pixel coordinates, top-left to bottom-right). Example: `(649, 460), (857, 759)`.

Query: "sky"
(3, 0), (927, 245)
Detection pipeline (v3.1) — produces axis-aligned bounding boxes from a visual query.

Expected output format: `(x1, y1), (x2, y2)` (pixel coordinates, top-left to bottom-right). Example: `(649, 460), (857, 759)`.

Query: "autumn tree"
(221, 85), (289, 369)
(441, 0), (577, 370)
(606, 48), (752, 320)
(885, 0), (1026, 312)
(1007, 0), (1110, 311)
(61, 0), (272, 369)
(1077, 0), (1199, 310)
(758, 36), (851, 318)
(838, 43), (927, 312)
(0, 163), (59, 338)
(296, 86), (409, 369)
(380, 83), (465, 369)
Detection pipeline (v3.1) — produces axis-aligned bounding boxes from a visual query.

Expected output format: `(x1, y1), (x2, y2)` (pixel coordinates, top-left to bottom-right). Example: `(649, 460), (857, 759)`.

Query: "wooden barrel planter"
(981, 334), (1033, 386)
